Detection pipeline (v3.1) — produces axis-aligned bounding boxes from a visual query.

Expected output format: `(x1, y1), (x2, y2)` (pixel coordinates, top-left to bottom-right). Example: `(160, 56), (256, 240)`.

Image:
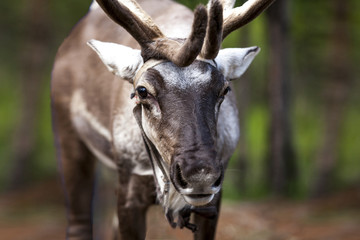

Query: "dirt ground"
(0, 179), (359, 240)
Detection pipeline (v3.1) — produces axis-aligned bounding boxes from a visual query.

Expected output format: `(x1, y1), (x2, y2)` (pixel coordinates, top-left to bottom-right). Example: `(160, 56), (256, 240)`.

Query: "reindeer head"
(88, 0), (273, 208)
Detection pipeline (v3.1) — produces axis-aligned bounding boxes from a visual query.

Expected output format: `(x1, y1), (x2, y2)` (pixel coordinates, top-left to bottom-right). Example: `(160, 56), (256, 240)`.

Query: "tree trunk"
(311, 0), (351, 197)
(266, 0), (297, 196)
(7, 0), (50, 190)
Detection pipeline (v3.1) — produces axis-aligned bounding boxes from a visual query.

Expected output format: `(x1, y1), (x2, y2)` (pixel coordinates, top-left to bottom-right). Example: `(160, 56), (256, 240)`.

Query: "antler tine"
(200, 0), (274, 60)
(173, 5), (208, 66)
(96, 0), (164, 47)
(145, 5), (208, 67)
(222, 0), (276, 39)
(199, 0), (223, 60)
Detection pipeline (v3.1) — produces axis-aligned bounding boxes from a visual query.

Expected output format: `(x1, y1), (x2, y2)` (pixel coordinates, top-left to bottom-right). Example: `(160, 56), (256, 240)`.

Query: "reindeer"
(51, 0), (274, 239)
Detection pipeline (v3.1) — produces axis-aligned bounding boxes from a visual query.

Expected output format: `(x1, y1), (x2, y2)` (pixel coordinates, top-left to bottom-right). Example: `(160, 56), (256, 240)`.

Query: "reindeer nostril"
(213, 173), (222, 188)
(176, 163), (188, 188)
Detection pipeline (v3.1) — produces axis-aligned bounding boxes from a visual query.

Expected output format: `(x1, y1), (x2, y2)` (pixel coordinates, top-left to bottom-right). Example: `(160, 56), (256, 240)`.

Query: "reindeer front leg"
(193, 191), (222, 240)
(62, 150), (96, 240)
(115, 173), (156, 240)
(53, 105), (96, 240)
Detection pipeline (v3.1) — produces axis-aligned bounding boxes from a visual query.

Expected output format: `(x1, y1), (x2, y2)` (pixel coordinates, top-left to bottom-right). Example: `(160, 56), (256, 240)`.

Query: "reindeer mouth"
(183, 193), (214, 206)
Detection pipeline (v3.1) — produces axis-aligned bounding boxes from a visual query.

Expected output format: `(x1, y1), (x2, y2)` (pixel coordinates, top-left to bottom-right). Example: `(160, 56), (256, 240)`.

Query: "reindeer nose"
(173, 162), (223, 191)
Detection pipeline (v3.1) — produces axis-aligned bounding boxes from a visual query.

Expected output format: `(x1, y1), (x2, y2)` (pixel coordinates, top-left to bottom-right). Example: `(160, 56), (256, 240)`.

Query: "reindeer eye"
(136, 86), (148, 99)
(223, 86), (231, 96)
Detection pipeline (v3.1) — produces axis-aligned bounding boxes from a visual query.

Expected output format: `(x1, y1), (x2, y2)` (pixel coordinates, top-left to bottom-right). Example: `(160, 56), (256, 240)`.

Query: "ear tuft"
(215, 47), (260, 80)
(87, 39), (144, 82)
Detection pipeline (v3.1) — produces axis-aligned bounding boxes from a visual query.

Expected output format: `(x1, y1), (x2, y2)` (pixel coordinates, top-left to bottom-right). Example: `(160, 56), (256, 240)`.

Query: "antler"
(96, 0), (275, 65)
(96, 0), (207, 67)
(200, 0), (275, 59)
(221, 0), (276, 39)
(199, 0), (223, 59)
(96, 0), (164, 43)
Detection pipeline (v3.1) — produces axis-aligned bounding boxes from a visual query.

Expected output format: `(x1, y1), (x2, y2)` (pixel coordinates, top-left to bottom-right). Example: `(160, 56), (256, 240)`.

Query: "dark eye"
(223, 86), (231, 96)
(219, 86), (231, 102)
(136, 86), (148, 99)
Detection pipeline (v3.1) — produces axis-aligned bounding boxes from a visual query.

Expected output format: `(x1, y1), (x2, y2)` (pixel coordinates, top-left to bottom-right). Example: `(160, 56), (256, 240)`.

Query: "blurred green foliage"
(0, 0), (359, 198)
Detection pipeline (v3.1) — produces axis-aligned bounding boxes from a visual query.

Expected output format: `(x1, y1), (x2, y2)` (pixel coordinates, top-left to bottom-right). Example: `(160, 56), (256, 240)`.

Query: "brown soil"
(0, 180), (359, 240)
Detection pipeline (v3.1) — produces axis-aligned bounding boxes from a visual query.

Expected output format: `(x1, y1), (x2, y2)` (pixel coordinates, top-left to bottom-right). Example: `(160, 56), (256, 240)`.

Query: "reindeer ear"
(215, 47), (260, 80)
(87, 39), (143, 82)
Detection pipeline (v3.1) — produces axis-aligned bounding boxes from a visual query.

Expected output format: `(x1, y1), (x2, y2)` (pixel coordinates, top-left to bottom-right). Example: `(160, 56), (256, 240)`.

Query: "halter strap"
(133, 59), (167, 87)
(131, 57), (218, 202)
(131, 58), (219, 231)
(132, 104), (171, 207)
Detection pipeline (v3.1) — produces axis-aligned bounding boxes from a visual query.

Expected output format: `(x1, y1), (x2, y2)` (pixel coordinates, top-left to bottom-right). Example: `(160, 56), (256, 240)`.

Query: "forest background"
(0, 0), (359, 237)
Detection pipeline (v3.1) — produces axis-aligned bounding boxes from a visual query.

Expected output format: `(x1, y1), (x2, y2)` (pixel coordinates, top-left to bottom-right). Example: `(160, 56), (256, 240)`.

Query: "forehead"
(149, 60), (223, 90)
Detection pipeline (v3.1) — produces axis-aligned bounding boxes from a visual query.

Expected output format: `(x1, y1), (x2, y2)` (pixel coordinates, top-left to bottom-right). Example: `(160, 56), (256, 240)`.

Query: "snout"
(171, 161), (223, 206)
